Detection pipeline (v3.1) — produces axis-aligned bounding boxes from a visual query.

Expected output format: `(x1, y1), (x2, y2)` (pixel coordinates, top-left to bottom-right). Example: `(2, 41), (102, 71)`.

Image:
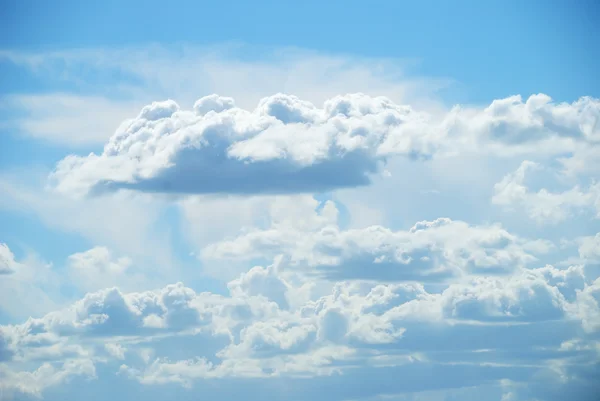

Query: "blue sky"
(2, 0), (599, 102)
(1, 1), (599, 400)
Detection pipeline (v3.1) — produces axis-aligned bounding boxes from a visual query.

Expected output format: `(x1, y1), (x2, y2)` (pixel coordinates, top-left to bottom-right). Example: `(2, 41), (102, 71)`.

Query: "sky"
(0, 1), (599, 400)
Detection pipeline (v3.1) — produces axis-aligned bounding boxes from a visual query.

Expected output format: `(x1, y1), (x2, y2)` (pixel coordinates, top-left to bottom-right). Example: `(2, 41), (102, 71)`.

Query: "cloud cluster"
(49, 93), (600, 197)
(1, 250), (598, 398)
(202, 199), (552, 281)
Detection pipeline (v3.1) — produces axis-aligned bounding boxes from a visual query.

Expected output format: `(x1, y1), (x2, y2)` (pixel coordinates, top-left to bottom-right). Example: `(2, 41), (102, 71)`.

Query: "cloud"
(0, 244), (17, 275)
(492, 161), (600, 223)
(0, 244), (64, 320)
(104, 343), (126, 360)
(46, 92), (600, 197)
(66, 247), (151, 293)
(2, 93), (140, 147)
(1, 257), (598, 400)
(481, 94), (600, 144)
(68, 246), (130, 274)
(49, 93), (436, 197)
(578, 233), (600, 263)
(0, 174), (179, 279)
(0, 330), (13, 362)
(0, 358), (96, 398)
(202, 199), (550, 282)
(435, 272), (567, 322)
(573, 277), (600, 333)
(30, 283), (209, 336)
(227, 264), (291, 310)
(558, 147), (600, 177)
(0, 45), (448, 108)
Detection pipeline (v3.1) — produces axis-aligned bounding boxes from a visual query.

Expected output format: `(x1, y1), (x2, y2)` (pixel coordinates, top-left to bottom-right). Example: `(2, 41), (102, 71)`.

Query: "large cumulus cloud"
(49, 93), (600, 197)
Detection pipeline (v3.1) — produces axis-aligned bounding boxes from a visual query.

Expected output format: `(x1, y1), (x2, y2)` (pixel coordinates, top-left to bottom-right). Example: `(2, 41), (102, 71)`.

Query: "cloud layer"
(202, 201), (552, 282)
(1, 254), (598, 399)
(2, 45), (600, 401)
(2, 199), (599, 400)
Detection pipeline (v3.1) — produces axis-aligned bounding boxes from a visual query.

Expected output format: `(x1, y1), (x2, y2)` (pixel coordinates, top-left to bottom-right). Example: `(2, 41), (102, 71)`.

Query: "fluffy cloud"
(66, 246), (150, 293)
(105, 343), (127, 360)
(0, 359), (96, 398)
(68, 247), (132, 276)
(2, 257), (596, 392)
(28, 283), (207, 336)
(49, 93), (600, 197)
(203, 200), (550, 282)
(578, 233), (600, 263)
(0, 244), (17, 275)
(0, 175), (175, 272)
(573, 277), (600, 333)
(227, 264), (292, 309)
(492, 161), (600, 223)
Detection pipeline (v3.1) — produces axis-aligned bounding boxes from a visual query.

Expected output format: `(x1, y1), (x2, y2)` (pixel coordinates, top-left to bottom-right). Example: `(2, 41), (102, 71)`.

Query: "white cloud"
(0, 45), (450, 106)
(0, 244), (17, 275)
(227, 264), (291, 309)
(578, 233), (600, 263)
(66, 246), (148, 293)
(0, 358), (96, 398)
(573, 277), (600, 333)
(3, 93), (140, 146)
(0, 174), (179, 278)
(177, 194), (273, 256)
(68, 246), (130, 274)
(0, 244), (63, 319)
(0, 256), (597, 398)
(104, 343), (126, 360)
(48, 93), (438, 197)
(43, 93), (600, 197)
(202, 200), (550, 282)
(492, 161), (600, 223)
(558, 147), (600, 177)
(435, 272), (567, 322)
